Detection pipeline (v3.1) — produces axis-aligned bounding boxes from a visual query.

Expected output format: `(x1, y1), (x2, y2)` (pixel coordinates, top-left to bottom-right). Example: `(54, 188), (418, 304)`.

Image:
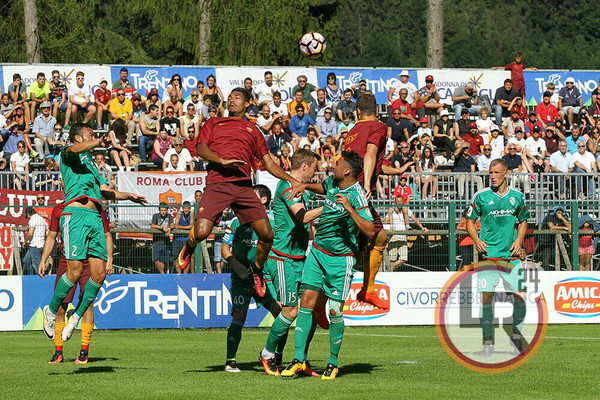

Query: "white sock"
(261, 348), (274, 359)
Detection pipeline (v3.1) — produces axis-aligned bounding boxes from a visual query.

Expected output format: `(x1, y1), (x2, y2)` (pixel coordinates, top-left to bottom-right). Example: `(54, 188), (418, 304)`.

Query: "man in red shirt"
(176, 88), (298, 296)
(492, 53), (537, 97)
(38, 202), (113, 365)
(462, 122), (484, 158)
(536, 91), (559, 129)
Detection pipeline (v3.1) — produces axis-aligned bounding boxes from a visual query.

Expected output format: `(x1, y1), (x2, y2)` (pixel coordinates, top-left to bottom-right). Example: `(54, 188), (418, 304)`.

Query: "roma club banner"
(110, 65), (216, 101)
(316, 68), (418, 105)
(415, 69), (510, 106)
(116, 171), (207, 229)
(2, 64), (111, 97)
(216, 67), (318, 103)
(523, 70), (600, 106)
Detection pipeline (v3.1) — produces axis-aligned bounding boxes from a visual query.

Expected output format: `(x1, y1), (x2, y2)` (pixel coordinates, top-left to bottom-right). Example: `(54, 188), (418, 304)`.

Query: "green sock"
(513, 300), (526, 335)
(293, 307), (313, 362)
(74, 278), (103, 318)
(304, 320), (317, 360)
(266, 313), (292, 354)
(49, 275), (75, 314)
(328, 314), (344, 366)
(480, 304), (494, 342)
(226, 320), (243, 361)
(275, 328), (289, 356)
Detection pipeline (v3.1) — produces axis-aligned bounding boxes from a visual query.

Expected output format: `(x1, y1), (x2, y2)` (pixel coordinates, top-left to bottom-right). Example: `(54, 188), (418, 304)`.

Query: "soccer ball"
(299, 32), (327, 58)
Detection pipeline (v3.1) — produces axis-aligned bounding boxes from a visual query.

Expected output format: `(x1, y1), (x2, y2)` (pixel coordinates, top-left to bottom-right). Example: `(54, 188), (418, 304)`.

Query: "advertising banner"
(0, 276), (22, 331)
(116, 171), (207, 229)
(0, 189), (64, 227)
(415, 69), (510, 106)
(316, 68), (418, 105)
(216, 66), (318, 103)
(110, 66), (216, 101)
(2, 64), (111, 97)
(523, 70), (600, 106)
(0, 226), (14, 271)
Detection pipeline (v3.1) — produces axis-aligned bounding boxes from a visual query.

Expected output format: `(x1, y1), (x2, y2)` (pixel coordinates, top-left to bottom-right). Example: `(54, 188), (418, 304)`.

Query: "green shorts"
(230, 273), (276, 313)
(301, 247), (355, 302)
(60, 206), (107, 261)
(265, 255), (304, 307)
(477, 259), (525, 293)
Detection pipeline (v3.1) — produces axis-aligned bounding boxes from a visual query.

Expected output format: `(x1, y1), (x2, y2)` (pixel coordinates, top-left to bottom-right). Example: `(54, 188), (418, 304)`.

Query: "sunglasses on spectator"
(298, 80), (307, 83)
(117, 93), (125, 96)
(484, 148), (491, 151)
(192, 94), (199, 97)
(18, 145), (24, 148)
(400, 145), (409, 149)
(393, 112), (401, 115)
(166, 111), (173, 114)
(53, 75), (59, 79)
(54, 128), (62, 131)
(324, 111), (331, 114)
(77, 77), (84, 81)
(175, 144), (183, 147)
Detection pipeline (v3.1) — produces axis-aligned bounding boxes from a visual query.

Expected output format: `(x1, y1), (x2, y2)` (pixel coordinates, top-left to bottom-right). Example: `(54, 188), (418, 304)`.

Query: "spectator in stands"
(454, 109), (471, 139)
(477, 144), (494, 186)
(94, 78), (112, 130)
(256, 104), (274, 134)
(94, 153), (113, 187)
(319, 146), (335, 173)
(523, 126), (547, 173)
(267, 121), (292, 161)
(298, 127), (320, 153)
(325, 72), (342, 105)
(387, 108), (407, 143)
(5, 104), (35, 158)
(492, 78), (518, 126)
(164, 137), (192, 171)
(558, 77), (583, 128)
(544, 126), (560, 157)
(162, 74), (183, 103)
(337, 111), (355, 135)
(316, 107), (337, 138)
(452, 82), (480, 121)
(537, 207), (570, 268)
(65, 71), (96, 128)
(208, 106), (218, 120)
(392, 88), (419, 139)
(160, 106), (181, 139)
(180, 103), (200, 137)
(292, 75), (316, 104)
(10, 140), (29, 190)
(287, 89), (308, 118)
(131, 92), (146, 130)
(536, 91), (559, 129)
(35, 157), (60, 191)
(492, 52), (536, 96)
(509, 95), (528, 121)
(183, 90), (203, 116)
(566, 125), (586, 154)
(112, 67), (137, 99)
(384, 196), (428, 271)
(203, 74), (225, 113)
(182, 125), (202, 170)
(309, 88), (333, 120)
(507, 127), (526, 157)
(151, 204), (173, 274)
(163, 153), (184, 172)
(1, 93), (14, 117)
(163, 89), (183, 118)
(256, 71), (275, 105)
(28, 72), (50, 120)
(268, 92), (289, 127)
(573, 141), (598, 199)
(542, 82), (559, 107)
(416, 117), (432, 138)
(502, 106), (525, 139)
(152, 130), (172, 168)
(587, 128), (600, 168)
(48, 71), (66, 121)
(200, 95), (211, 120)
(242, 77), (257, 105)
(172, 201), (194, 273)
(476, 107), (494, 138)
(588, 91), (600, 121)
(462, 122), (484, 160)
(23, 206), (48, 275)
(8, 74), (29, 119)
(418, 146), (438, 199)
(47, 123), (65, 159)
(138, 104), (160, 162)
(579, 221), (594, 271)
(453, 141), (479, 198)
(336, 89), (357, 121)
(524, 111), (544, 135)
(277, 143), (292, 171)
(0, 157), (6, 172)
(32, 102), (57, 160)
(433, 110), (455, 161)
(390, 141), (416, 173)
(416, 75), (444, 117)
(351, 79), (367, 99)
(109, 88), (136, 146)
(145, 88), (162, 116)
(107, 119), (132, 171)
(289, 104), (319, 143)
(549, 140), (575, 199)
(389, 70), (417, 106)
(553, 116), (567, 139)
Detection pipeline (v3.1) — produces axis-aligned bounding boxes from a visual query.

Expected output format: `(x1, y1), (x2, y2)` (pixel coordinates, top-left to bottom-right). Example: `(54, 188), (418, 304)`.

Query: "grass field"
(1, 325), (597, 399)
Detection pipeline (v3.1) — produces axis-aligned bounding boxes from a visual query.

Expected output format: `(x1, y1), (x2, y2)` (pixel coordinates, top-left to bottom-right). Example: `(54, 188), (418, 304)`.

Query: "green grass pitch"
(0, 325), (597, 399)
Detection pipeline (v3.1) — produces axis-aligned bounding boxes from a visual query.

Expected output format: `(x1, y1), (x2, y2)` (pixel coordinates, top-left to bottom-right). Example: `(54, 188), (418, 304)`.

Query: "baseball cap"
(490, 124), (499, 131)
(100, 77), (108, 84)
(399, 174), (408, 180)
(533, 125), (541, 133)
(40, 101), (51, 109)
(565, 77), (575, 84)
(511, 106), (521, 113)
(440, 110), (449, 117)
(399, 70), (410, 77)
(420, 116), (428, 123)
(543, 91), (552, 98)
(425, 75), (434, 82)
(461, 109), (470, 115)
(468, 122), (477, 129)
(529, 110), (537, 116)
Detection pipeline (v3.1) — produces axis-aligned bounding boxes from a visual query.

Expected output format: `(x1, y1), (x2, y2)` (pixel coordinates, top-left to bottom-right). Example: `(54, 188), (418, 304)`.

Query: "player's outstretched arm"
(289, 203), (323, 224)
(100, 184), (147, 205)
(65, 134), (107, 155)
(261, 153), (298, 185)
(286, 181), (326, 200)
(335, 194), (376, 239)
(38, 230), (58, 278)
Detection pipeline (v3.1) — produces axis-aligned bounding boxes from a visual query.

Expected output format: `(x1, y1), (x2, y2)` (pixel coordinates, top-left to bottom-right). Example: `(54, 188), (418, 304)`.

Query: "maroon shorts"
(54, 257), (91, 304)
(196, 182), (267, 226)
(358, 202), (384, 249)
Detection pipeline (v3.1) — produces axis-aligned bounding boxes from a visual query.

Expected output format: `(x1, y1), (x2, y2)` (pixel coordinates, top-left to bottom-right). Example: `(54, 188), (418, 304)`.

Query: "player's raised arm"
(262, 153), (298, 185)
(100, 184), (147, 205)
(65, 132), (108, 155)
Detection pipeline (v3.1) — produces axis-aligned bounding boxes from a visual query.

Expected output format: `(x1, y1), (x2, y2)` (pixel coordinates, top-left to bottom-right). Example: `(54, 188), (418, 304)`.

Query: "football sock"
(226, 320), (243, 361)
(480, 304), (494, 342)
(254, 240), (271, 270)
(74, 279), (103, 318)
(328, 313), (345, 366)
(265, 313), (293, 355)
(293, 307), (313, 362)
(304, 320), (317, 360)
(54, 322), (65, 352)
(275, 328), (289, 358)
(49, 275), (75, 314)
(365, 245), (385, 293)
(513, 299), (526, 335)
(81, 322), (93, 352)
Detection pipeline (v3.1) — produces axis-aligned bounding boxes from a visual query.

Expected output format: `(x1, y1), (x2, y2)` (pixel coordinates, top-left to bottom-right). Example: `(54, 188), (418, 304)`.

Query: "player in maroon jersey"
(38, 202), (113, 364)
(176, 88), (299, 297)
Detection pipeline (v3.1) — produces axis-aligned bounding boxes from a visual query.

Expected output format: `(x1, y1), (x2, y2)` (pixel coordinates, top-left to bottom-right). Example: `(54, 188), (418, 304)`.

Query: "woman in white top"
(488, 126), (505, 160)
(10, 140), (29, 190)
(417, 146), (438, 199)
(108, 119), (131, 170)
(476, 106), (493, 140)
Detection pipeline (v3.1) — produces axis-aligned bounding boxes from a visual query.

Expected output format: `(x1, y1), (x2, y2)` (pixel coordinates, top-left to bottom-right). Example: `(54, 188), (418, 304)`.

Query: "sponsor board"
(344, 278), (390, 320)
(0, 189), (64, 227)
(554, 277), (600, 318)
(316, 68), (418, 105)
(111, 66), (215, 101)
(216, 67), (318, 103)
(415, 69), (510, 106)
(523, 70), (599, 106)
(2, 64), (111, 97)
(0, 276), (22, 331)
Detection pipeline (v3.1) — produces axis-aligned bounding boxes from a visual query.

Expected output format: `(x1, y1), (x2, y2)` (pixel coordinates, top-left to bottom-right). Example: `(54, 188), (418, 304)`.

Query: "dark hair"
(264, 71), (272, 77)
(244, 77), (252, 83)
(37, 72), (45, 78)
(182, 201), (191, 206)
(69, 123), (92, 142)
(166, 106), (174, 112)
(111, 119), (127, 143)
(344, 88), (353, 95)
(273, 91), (281, 98)
(356, 94), (377, 116)
(51, 69), (59, 75)
(148, 104), (159, 112)
(230, 87), (251, 103)
(159, 203), (168, 209)
(295, 104), (305, 111)
(206, 74), (216, 84)
(13, 73), (21, 81)
(341, 150), (363, 178)
(295, 88), (304, 95)
(120, 67), (128, 74)
(327, 72), (336, 82)
(252, 184), (272, 206)
(169, 74), (182, 86)
(203, 94), (212, 101)
(194, 189), (203, 195)
(504, 78), (513, 84)
(291, 149), (319, 170)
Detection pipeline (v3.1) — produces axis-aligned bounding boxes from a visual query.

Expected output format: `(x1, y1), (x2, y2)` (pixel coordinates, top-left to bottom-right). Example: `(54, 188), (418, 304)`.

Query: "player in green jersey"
(42, 123), (146, 344)
(466, 158), (530, 356)
(259, 149), (323, 376)
(281, 151), (376, 380)
(223, 185), (281, 372)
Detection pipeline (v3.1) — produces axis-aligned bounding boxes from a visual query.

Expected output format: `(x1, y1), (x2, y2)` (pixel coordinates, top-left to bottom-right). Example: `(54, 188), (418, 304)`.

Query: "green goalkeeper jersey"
(59, 144), (108, 204)
(313, 176), (372, 256)
(270, 180), (315, 259)
(223, 213), (275, 267)
(467, 187), (529, 260)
